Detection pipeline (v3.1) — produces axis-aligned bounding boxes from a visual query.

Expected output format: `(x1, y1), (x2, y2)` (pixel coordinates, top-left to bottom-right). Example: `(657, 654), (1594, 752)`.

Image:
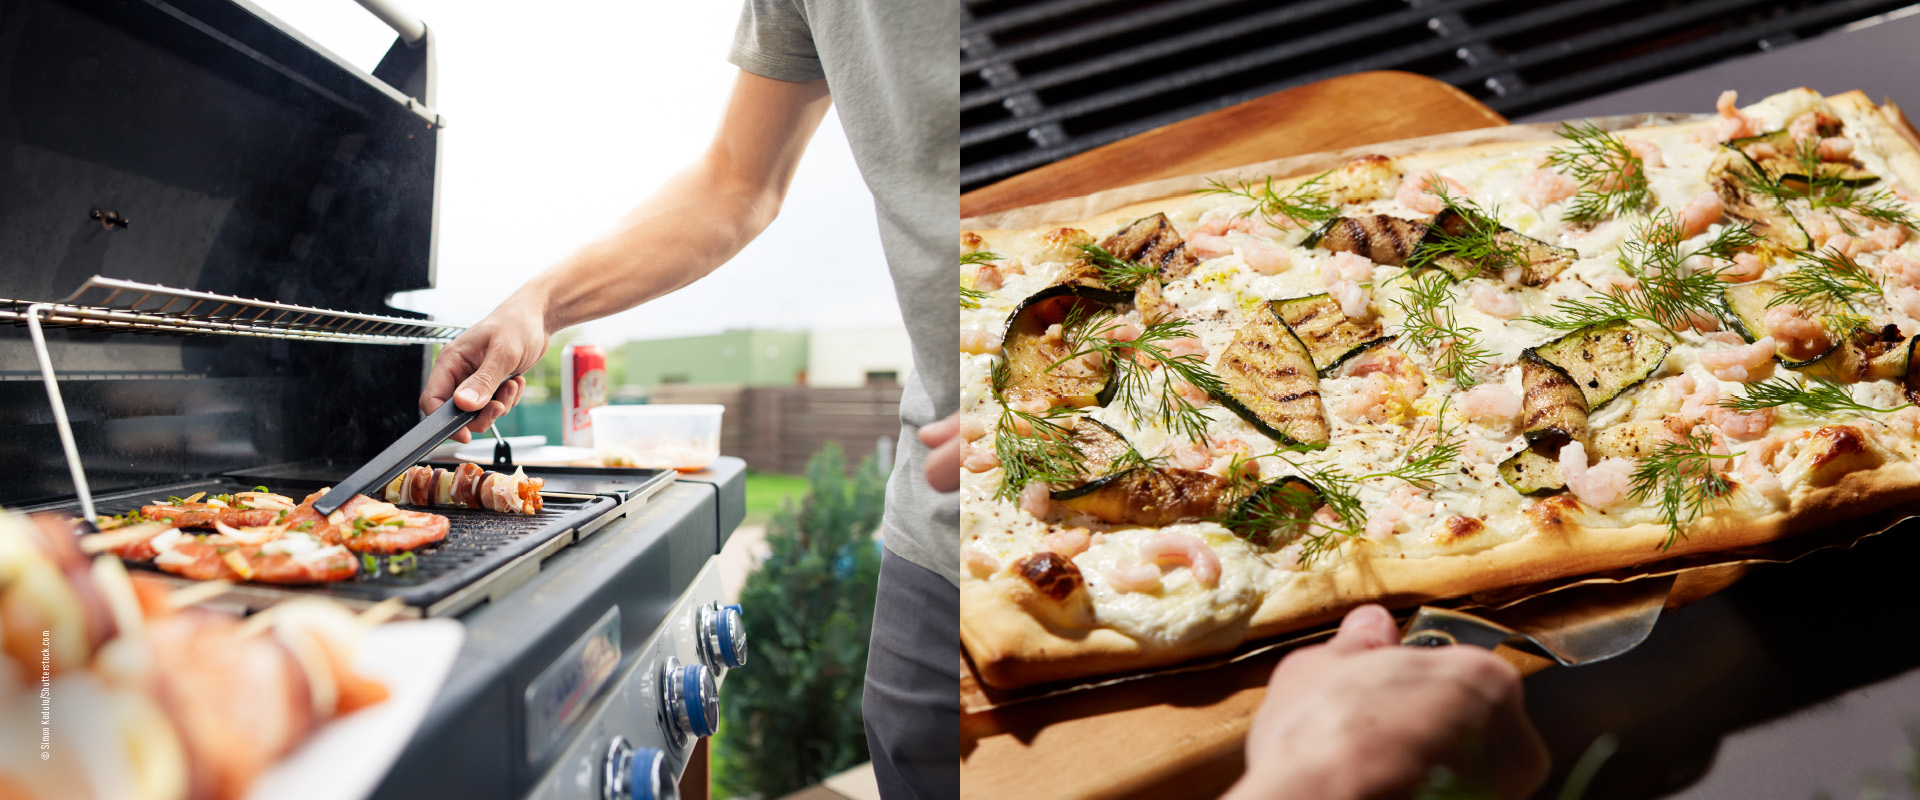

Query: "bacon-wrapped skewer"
(281, 489), (451, 555)
(381, 463), (544, 514)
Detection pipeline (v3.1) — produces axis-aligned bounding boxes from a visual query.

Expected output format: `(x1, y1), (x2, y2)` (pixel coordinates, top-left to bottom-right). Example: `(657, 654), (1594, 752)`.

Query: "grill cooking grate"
(57, 476), (620, 616)
(961, 0), (1917, 190)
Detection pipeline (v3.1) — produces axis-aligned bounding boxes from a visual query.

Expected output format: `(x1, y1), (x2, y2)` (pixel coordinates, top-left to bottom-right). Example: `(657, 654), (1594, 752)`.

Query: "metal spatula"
(1400, 574), (1677, 666)
(313, 398), (486, 516)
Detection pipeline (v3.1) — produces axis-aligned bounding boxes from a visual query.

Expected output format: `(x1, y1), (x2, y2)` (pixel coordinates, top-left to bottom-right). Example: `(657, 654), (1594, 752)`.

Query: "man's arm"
(423, 71), (832, 439)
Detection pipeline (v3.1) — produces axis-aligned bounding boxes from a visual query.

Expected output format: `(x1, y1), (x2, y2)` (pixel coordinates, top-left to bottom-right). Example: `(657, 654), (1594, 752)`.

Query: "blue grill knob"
(659, 657), (718, 739)
(698, 602), (748, 670)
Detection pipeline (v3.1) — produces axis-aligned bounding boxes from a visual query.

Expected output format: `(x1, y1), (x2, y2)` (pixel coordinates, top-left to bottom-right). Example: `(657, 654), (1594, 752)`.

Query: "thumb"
(452, 346), (521, 411)
(1325, 604), (1400, 653)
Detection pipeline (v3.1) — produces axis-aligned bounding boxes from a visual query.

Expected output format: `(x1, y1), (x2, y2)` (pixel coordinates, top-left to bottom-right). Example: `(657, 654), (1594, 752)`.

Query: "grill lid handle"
(313, 388), (507, 515)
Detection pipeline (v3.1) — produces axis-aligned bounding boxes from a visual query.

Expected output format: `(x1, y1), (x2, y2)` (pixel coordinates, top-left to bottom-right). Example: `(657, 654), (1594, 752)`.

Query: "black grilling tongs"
(312, 384), (516, 516)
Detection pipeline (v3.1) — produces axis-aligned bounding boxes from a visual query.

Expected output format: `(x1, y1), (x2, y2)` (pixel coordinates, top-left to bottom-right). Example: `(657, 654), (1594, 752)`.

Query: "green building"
(622, 329), (810, 387)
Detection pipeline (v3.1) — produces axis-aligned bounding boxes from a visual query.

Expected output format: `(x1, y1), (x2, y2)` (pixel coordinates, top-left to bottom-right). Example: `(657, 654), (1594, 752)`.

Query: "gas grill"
(1, 1), (747, 798)
(961, 0), (1919, 190)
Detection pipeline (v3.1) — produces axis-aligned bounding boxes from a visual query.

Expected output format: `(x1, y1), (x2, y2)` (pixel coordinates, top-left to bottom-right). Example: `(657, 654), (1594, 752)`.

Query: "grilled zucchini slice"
(1101, 213), (1200, 280)
(1212, 305), (1330, 448)
(1270, 294), (1394, 376)
(1499, 447), (1566, 495)
(1220, 477), (1324, 549)
(1064, 417), (1133, 480)
(1725, 129), (1878, 188)
(1905, 336), (1920, 405)
(1796, 324), (1907, 383)
(1710, 149), (1812, 252)
(1307, 214), (1430, 266)
(1518, 352), (1590, 448)
(1000, 285), (1125, 408)
(1052, 467), (1231, 526)
(1414, 208), (1578, 287)
(1528, 320), (1672, 410)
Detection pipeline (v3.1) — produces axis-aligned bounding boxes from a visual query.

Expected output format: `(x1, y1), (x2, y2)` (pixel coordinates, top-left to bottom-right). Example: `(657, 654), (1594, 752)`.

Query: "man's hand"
(1225, 605), (1548, 800)
(919, 414), (962, 492)
(421, 295), (547, 443)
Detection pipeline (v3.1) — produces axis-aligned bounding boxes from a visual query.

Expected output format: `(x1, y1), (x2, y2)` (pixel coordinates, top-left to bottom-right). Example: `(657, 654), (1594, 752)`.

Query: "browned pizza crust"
(961, 92), (1920, 690)
(967, 433), (1920, 688)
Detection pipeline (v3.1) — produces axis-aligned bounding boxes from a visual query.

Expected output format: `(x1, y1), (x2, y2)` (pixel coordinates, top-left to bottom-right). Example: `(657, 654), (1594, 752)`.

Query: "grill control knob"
(604, 736), (675, 800)
(659, 657), (719, 739)
(696, 602), (748, 670)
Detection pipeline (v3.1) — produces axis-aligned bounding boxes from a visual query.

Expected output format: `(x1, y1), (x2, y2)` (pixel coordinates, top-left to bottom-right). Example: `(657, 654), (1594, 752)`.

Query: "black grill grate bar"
(961, 0), (1386, 112)
(959, 0), (1653, 185)
(1442, 0), (1906, 112)
(1466, 0), (1904, 114)
(959, 3), (1467, 149)
(962, 0), (1253, 74)
(962, 0), (1144, 39)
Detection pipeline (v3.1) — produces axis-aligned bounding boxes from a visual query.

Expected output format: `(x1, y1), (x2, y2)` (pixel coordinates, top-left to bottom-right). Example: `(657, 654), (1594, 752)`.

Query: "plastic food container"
(588, 404), (724, 471)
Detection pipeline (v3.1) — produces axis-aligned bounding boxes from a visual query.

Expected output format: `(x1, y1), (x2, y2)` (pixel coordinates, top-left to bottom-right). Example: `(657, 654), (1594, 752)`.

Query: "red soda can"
(561, 344), (608, 447)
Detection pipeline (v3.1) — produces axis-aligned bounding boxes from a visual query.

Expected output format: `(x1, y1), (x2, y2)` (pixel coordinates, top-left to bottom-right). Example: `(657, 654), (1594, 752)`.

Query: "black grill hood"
(0, 0), (447, 506)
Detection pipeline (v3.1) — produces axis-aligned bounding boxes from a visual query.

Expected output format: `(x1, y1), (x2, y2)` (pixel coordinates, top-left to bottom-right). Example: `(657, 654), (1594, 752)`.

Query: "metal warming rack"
(9, 276), (466, 521)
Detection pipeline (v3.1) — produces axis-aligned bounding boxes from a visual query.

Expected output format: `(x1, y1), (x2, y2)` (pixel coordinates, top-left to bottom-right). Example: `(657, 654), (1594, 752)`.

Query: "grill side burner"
(961, 0), (1918, 190)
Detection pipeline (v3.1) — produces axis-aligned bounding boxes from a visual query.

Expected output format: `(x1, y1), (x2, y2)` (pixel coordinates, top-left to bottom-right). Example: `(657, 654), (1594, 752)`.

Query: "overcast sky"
(248, 0), (900, 344)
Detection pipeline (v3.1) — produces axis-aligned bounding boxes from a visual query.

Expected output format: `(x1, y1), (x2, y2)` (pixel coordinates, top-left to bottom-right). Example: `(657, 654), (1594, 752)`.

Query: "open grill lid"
(0, 0), (447, 507)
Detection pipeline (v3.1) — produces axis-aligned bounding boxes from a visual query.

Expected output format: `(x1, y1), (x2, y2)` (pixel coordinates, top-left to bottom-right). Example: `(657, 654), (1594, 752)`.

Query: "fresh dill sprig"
(1405, 189), (1528, 278)
(1736, 136), (1920, 232)
(1074, 243), (1159, 290)
(1195, 172), (1341, 229)
(1544, 121), (1652, 223)
(961, 250), (1000, 310)
(1390, 270), (1494, 387)
(1520, 210), (1755, 332)
(1716, 373), (1910, 416)
(988, 361), (1085, 501)
(1056, 308), (1226, 443)
(1627, 428), (1740, 550)
(1770, 245), (1882, 315)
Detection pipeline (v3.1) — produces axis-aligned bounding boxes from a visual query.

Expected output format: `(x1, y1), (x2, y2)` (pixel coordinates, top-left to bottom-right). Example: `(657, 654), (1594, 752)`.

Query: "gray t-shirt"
(729, 0), (959, 585)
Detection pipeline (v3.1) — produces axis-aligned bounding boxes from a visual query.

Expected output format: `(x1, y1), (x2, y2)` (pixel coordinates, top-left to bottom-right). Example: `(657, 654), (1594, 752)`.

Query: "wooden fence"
(646, 384), (902, 475)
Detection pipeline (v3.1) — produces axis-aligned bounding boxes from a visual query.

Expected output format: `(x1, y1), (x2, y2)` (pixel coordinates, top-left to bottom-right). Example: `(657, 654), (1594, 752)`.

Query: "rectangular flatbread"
(958, 89), (1920, 689)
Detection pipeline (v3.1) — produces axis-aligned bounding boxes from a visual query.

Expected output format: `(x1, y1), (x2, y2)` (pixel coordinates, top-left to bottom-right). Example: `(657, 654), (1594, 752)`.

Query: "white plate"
(453, 444), (599, 466)
(425, 435), (545, 461)
(242, 619), (465, 800)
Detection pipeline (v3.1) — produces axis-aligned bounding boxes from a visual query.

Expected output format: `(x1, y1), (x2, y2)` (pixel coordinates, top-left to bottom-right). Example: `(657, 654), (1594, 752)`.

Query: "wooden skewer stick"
(167, 579), (234, 611)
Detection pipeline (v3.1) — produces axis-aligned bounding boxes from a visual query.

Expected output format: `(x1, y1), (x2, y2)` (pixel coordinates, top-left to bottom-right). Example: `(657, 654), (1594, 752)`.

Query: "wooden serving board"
(958, 71), (1510, 800)
(960, 70), (1508, 220)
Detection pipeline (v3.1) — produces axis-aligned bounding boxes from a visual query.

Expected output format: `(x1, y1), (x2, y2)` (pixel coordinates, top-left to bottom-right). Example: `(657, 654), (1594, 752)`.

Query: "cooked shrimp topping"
(1763, 305), (1833, 359)
(1559, 441), (1633, 508)
(960, 329), (1002, 355)
(1469, 284), (1521, 319)
(1242, 239), (1291, 275)
(964, 550), (1000, 578)
(1696, 337), (1777, 382)
(1520, 169), (1578, 209)
(1396, 170), (1468, 215)
(1678, 191), (1724, 239)
(1045, 529), (1091, 558)
(1019, 483), (1053, 519)
(1721, 252), (1765, 283)
(1106, 562), (1163, 594)
(1459, 384), (1522, 425)
(1138, 532), (1222, 587)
